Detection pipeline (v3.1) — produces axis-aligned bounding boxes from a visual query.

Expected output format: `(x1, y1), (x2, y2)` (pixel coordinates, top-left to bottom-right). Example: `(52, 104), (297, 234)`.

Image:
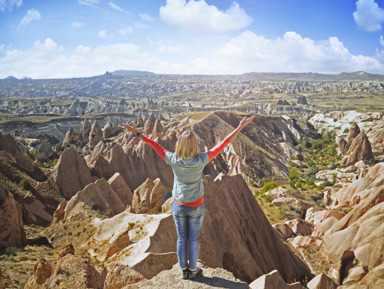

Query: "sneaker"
(189, 267), (200, 279)
(181, 268), (189, 279)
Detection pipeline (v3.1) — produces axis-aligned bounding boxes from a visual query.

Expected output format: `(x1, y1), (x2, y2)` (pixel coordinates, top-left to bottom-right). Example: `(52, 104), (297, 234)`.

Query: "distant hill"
(111, 70), (156, 76)
(240, 71), (384, 81)
(4, 76), (18, 80)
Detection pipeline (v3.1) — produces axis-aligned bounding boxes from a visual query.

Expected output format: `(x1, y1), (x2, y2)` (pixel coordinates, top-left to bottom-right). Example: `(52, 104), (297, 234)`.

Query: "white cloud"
(71, 22), (83, 29)
(212, 31), (383, 74)
(119, 27), (133, 36)
(19, 8), (41, 27)
(108, 2), (123, 12)
(0, 38), (164, 79)
(159, 0), (253, 32)
(0, 0), (22, 12)
(380, 35), (384, 46)
(353, 0), (384, 31)
(159, 45), (182, 53)
(98, 30), (107, 38)
(140, 13), (155, 22)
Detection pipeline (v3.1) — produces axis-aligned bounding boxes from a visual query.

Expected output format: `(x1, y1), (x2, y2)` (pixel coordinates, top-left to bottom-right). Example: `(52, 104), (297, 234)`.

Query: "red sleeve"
(207, 138), (231, 161)
(141, 136), (167, 160)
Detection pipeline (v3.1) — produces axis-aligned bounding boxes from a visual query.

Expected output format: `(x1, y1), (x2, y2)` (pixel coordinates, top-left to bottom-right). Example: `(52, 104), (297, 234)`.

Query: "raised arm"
(123, 122), (167, 160)
(207, 115), (255, 161)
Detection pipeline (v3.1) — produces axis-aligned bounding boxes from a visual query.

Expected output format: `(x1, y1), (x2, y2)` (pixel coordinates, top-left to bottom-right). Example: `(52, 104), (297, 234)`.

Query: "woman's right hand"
(123, 122), (138, 135)
(239, 115), (255, 128)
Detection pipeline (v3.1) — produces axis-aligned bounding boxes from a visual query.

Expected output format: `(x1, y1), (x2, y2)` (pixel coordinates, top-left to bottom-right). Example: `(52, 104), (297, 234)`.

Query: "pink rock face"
(51, 148), (95, 199)
(86, 174), (312, 284)
(249, 270), (305, 289)
(346, 122), (361, 144)
(342, 132), (375, 167)
(0, 131), (22, 157)
(323, 163), (384, 286)
(0, 181), (26, 248)
(131, 178), (171, 214)
(285, 219), (314, 235)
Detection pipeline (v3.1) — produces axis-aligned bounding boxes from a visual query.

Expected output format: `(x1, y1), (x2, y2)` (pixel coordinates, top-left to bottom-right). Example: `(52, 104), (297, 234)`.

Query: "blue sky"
(1, 0), (384, 78)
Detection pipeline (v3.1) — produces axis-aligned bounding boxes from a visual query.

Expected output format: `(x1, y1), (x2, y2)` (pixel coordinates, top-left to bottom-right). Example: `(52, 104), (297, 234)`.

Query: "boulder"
(249, 270), (304, 289)
(51, 148), (95, 199)
(24, 258), (52, 288)
(341, 132), (375, 167)
(273, 222), (294, 239)
(0, 181), (26, 247)
(285, 219), (313, 235)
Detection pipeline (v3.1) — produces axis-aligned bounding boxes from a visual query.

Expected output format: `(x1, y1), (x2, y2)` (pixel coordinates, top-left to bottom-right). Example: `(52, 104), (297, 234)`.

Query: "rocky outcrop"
(50, 148), (95, 199)
(297, 96), (308, 105)
(0, 131), (22, 156)
(85, 173), (312, 283)
(104, 264), (144, 289)
(341, 132), (375, 167)
(103, 121), (124, 139)
(62, 127), (82, 147)
(89, 121), (104, 150)
(0, 181), (26, 247)
(323, 163), (384, 286)
(249, 270), (304, 289)
(56, 175), (132, 222)
(307, 273), (338, 289)
(346, 122), (361, 144)
(143, 113), (157, 134)
(131, 178), (171, 214)
(25, 254), (105, 289)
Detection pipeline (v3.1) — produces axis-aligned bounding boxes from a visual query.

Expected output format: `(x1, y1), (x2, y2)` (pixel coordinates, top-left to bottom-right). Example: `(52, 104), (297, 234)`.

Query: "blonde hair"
(175, 130), (198, 159)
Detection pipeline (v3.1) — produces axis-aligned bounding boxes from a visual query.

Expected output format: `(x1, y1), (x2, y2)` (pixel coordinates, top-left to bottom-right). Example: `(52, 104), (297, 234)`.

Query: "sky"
(1, 0), (384, 79)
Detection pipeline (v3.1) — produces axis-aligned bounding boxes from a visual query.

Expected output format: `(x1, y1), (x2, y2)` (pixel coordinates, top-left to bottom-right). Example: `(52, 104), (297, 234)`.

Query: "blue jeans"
(172, 201), (205, 271)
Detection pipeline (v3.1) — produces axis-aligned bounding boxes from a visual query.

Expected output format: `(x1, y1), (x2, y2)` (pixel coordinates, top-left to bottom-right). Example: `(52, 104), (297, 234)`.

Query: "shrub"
(28, 149), (35, 160)
(261, 181), (279, 193)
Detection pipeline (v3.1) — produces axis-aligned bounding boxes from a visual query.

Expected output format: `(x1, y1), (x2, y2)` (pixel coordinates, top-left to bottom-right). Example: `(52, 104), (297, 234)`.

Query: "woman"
(124, 114), (255, 279)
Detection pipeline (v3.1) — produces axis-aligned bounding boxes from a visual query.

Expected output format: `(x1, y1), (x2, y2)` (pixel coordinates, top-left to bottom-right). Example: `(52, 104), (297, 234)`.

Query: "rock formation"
(307, 273), (338, 289)
(62, 127), (82, 147)
(143, 113), (157, 134)
(346, 122), (361, 144)
(341, 132), (375, 167)
(50, 148), (95, 199)
(103, 121), (124, 139)
(87, 173), (312, 283)
(0, 181), (26, 247)
(25, 254), (105, 289)
(0, 131), (22, 156)
(322, 163), (384, 286)
(297, 96), (308, 105)
(89, 121), (104, 150)
(131, 178), (171, 214)
(249, 270), (304, 289)
(55, 174), (132, 222)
